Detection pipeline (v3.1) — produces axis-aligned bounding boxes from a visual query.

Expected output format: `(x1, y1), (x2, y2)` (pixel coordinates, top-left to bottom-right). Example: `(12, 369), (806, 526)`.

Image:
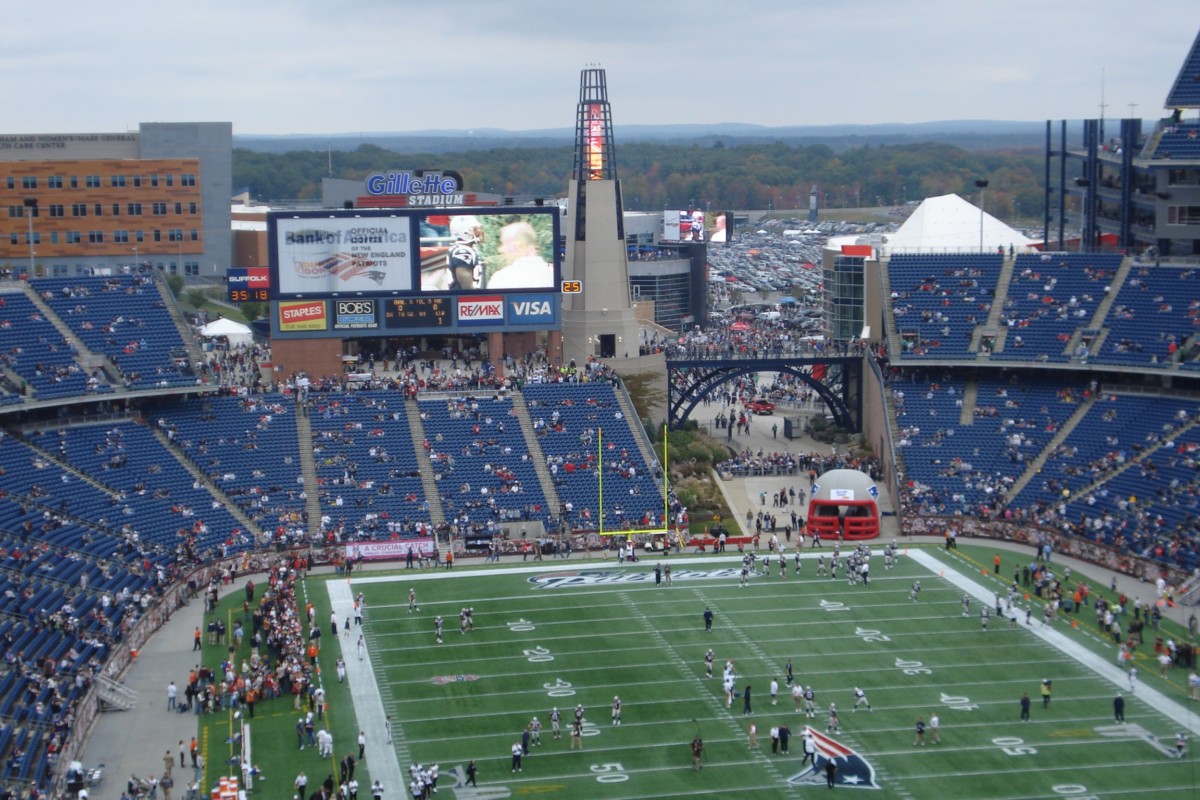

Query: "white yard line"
(910, 549), (1200, 735)
(326, 580), (408, 797)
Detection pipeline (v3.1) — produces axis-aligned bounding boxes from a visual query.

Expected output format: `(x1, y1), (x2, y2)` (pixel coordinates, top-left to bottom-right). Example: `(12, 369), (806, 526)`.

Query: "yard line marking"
(911, 549), (1200, 735)
(619, 590), (799, 796)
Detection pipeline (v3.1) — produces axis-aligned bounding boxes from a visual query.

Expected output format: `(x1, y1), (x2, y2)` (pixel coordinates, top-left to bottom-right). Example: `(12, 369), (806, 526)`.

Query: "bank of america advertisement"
(272, 215), (413, 296)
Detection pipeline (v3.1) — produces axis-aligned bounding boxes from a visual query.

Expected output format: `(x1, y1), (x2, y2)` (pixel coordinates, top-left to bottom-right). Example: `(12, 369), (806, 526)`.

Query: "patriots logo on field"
(430, 674), (480, 685)
(787, 727), (880, 789)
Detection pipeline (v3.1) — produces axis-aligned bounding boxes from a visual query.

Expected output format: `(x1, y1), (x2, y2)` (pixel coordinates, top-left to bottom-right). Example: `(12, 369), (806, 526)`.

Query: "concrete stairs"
(973, 256), (1017, 357)
(151, 427), (266, 543)
(10, 428), (122, 499)
(153, 272), (206, 369)
(1061, 413), (1200, 508)
(879, 257), (903, 359)
(958, 381), (978, 426)
(404, 399), (446, 527)
(95, 675), (138, 712)
(294, 407), (325, 540)
(1004, 397), (1096, 502)
(1082, 256), (1134, 359)
(614, 381), (662, 474)
(20, 283), (118, 391)
(511, 390), (561, 516)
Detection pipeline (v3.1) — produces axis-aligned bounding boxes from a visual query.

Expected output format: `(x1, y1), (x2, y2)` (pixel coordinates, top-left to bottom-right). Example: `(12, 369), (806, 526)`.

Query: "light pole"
(23, 198), (37, 275)
(974, 180), (989, 254)
(1074, 178), (1090, 253)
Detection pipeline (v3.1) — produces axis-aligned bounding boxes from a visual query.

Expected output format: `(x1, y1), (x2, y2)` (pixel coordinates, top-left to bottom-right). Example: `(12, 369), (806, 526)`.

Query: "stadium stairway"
(9, 427), (124, 501)
(403, 399), (446, 527)
(152, 271), (205, 369)
(293, 407), (325, 539)
(1079, 256), (1133, 359)
(880, 259), (903, 359)
(614, 381), (662, 472)
(150, 426), (265, 542)
(958, 380), (978, 426)
(1003, 395), (1097, 503)
(975, 254), (1017, 358)
(1060, 407), (1200, 507)
(0, 365), (28, 402)
(95, 675), (137, 712)
(20, 282), (117, 390)
(510, 389), (561, 514)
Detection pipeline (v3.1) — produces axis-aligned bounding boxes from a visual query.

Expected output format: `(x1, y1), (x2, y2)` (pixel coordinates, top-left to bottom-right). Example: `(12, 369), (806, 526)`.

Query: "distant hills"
(235, 120), (1081, 154)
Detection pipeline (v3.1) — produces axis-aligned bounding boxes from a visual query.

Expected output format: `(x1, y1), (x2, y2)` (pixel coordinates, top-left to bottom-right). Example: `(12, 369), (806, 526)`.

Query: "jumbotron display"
(269, 207), (559, 299)
(267, 207), (562, 337)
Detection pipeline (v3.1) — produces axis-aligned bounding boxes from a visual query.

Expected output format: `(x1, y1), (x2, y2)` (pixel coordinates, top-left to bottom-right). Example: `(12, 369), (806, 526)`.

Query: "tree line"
(234, 140), (1045, 221)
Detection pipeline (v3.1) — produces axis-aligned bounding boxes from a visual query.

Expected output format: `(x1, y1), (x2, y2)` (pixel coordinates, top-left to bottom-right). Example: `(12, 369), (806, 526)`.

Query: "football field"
(326, 546), (1200, 799)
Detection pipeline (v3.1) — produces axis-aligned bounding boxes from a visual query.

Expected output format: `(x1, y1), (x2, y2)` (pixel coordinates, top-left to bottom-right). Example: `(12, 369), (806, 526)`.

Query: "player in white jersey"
(853, 687), (872, 712)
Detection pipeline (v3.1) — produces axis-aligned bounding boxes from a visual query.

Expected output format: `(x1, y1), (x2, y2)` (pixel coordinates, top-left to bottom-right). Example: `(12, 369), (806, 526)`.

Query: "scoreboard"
(383, 298), (451, 328)
(267, 206), (562, 337)
(226, 267), (270, 303)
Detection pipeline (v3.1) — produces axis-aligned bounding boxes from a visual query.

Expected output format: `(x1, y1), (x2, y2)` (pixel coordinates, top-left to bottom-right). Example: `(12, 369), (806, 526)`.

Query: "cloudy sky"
(3, 1), (1198, 135)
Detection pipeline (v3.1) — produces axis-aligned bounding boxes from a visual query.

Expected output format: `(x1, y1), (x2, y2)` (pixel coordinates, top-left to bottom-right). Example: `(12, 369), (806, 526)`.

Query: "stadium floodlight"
(974, 180), (989, 254)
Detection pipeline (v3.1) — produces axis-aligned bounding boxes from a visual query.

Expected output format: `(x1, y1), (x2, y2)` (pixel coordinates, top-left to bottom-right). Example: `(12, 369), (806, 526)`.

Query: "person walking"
(1114, 692), (1126, 723)
(465, 761), (477, 787)
(1041, 680), (1052, 708)
(928, 713), (941, 744)
(748, 722), (759, 750)
(295, 771), (308, 800)
(691, 737), (704, 770)
(824, 759), (837, 788)
(913, 717), (926, 746)
(743, 684), (753, 716)
(703, 607), (713, 632)
(1020, 693), (1031, 721)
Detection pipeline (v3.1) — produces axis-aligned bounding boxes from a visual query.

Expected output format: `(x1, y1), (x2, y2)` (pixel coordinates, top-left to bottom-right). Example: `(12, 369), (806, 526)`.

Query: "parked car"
(746, 399), (776, 415)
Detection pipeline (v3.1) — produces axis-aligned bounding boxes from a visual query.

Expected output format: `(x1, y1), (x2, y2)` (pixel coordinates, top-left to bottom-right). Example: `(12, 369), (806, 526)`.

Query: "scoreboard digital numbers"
(227, 268), (271, 304)
(384, 297), (450, 328)
(229, 288), (270, 303)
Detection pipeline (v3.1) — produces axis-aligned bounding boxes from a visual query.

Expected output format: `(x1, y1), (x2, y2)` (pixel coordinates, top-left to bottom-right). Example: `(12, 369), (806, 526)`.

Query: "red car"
(746, 399), (775, 415)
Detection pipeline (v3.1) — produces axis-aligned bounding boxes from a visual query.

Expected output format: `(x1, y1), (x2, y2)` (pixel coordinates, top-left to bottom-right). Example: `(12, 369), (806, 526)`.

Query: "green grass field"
(200, 544), (1200, 799)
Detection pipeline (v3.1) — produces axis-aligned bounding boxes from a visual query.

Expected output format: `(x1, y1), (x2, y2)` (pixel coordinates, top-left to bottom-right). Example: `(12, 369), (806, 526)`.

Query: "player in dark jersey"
(447, 216), (483, 290)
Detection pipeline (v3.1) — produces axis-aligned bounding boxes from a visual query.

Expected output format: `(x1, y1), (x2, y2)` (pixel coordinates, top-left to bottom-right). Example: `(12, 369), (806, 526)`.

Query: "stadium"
(0, 34), (1200, 800)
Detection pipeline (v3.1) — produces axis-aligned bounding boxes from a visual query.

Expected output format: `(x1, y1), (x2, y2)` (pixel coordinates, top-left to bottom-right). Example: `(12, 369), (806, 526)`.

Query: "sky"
(3, 1), (1198, 136)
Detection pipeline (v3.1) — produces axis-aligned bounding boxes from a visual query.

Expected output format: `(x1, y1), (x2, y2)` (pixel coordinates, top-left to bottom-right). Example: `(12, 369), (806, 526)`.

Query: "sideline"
(326, 581), (407, 797)
(910, 549), (1200, 736)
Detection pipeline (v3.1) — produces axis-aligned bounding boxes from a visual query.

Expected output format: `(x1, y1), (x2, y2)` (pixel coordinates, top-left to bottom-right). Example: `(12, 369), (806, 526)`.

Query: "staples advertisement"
(279, 300), (328, 331)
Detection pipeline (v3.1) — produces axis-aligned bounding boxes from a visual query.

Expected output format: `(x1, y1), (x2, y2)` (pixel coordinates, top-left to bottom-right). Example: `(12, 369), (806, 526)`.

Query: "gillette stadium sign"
(365, 170), (460, 197)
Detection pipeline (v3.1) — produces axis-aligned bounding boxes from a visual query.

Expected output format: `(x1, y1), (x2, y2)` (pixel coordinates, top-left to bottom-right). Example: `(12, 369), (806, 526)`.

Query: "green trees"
(234, 140), (1045, 216)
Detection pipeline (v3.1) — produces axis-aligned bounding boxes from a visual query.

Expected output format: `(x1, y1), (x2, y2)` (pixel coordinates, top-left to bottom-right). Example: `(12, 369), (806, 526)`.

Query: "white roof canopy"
(883, 193), (1037, 255)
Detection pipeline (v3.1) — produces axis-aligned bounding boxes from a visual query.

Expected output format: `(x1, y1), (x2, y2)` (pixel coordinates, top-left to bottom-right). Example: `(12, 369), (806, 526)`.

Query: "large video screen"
(418, 212), (557, 293)
(272, 215), (413, 296)
(269, 207), (560, 300)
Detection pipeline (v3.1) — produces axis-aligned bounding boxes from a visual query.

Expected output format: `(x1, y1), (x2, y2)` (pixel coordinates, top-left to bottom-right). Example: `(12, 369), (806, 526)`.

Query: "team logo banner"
(787, 727), (880, 789)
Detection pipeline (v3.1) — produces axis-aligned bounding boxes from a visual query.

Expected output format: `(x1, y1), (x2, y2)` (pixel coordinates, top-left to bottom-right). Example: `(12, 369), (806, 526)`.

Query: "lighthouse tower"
(560, 68), (639, 363)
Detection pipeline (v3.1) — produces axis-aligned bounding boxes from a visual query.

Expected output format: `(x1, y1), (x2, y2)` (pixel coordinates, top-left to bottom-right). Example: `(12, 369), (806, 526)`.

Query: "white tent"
(200, 316), (254, 347)
(883, 194), (1037, 255)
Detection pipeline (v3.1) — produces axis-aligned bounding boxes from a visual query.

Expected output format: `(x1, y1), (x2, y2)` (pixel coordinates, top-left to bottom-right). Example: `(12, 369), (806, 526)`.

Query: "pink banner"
(345, 538), (435, 561)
